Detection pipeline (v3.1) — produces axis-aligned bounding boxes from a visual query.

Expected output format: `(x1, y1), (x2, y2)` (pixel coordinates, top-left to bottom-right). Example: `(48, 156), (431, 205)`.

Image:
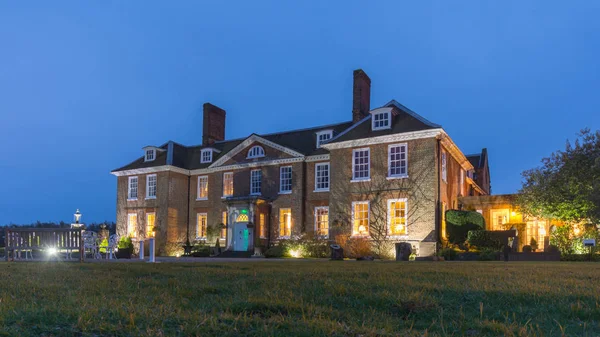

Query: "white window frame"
(351, 148), (370, 182)
(351, 201), (370, 237)
(222, 172), (233, 197)
(279, 166), (292, 194)
(196, 213), (208, 240)
(316, 130), (333, 148)
(387, 198), (408, 237)
(314, 162), (330, 192)
(279, 208), (292, 238)
(441, 151), (447, 183)
(247, 145), (265, 159)
(250, 169), (262, 195)
(146, 212), (156, 238)
(314, 206), (329, 238)
(388, 143), (408, 179)
(146, 174), (157, 199)
(127, 176), (138, 200)
(200, 149), (213, 163)
(372, 111), (391, 131)
(197, 176), (208, 200)
(144, 149), (156, 162)
(127, 213), (137, 238)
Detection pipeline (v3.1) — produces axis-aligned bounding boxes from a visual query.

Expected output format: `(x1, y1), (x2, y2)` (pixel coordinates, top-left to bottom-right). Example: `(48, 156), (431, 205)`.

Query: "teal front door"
(233, 223), (249, 251)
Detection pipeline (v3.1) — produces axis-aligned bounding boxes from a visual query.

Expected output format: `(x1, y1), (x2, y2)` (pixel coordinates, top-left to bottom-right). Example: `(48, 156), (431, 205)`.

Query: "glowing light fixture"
(290, 249), (301, 258)
(511, 211), (516, 217)
(74, 209), (82, 224)
(47, 247), (58, 255)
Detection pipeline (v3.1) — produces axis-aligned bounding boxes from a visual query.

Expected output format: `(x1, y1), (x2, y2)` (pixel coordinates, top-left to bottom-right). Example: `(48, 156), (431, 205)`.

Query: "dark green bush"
(467, 231), (502, 250)
(191, 245), (210, 257)
(446, 210), (486, 244)
(522, 245), (532, 253)
(117, 236), (134, 250)
(440, 248), (458, 261)
(264, 245), (288, 258)
(478, 248), (499, 261)
(545, 245), (560, 254)
(561, 254), (600, 262)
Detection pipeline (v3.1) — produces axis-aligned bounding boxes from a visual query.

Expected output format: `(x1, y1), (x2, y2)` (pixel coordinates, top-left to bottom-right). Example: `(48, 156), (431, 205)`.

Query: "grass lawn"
(0, 261), (599, 336)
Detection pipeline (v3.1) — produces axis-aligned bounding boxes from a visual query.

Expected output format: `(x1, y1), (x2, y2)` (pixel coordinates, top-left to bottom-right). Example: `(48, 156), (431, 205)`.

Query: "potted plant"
(116, 236), (134, 259)
(530, 237), (538, 252)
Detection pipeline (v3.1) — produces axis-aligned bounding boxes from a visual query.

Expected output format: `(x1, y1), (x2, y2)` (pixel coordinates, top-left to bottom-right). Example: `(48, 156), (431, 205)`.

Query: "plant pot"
(116, 248), (132, 259)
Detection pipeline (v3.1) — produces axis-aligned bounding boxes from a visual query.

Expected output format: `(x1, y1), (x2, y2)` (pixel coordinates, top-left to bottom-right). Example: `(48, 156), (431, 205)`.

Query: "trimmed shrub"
(478, 248), (499, 261)
(530, 238), (539, 251)
(191, 245), (210, 257)
(439, 248), (458, 261)
(522, 245), (532, 253)
(545, 245), (560, 254)
(446, 210), (485, 244)
(467, 230), (502, 250)
(264, 245), (287, 258)
(561, 254), (600, 262)
(335, 235), (372, 259)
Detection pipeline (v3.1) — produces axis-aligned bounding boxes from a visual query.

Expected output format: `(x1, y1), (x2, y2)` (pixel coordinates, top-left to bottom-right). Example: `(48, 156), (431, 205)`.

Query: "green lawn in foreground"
(0, 261), (598, 337)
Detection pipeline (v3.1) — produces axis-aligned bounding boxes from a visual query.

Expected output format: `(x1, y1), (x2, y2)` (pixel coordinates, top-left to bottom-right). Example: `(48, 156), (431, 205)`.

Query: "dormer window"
(372, 110), (391, 131)
(316, 130), (333, 148)
(247, 145), (265, 159)
(145, 149), (156, 162)
(201, 149), (213, 163)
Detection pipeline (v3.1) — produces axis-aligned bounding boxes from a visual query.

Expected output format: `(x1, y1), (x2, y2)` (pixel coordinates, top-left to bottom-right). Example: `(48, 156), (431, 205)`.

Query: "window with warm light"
(197, 176), (208, 200)
(441, 202), (447, 239)
(128, 176), (138, 200)
(146, 174), (157, 199)
(221, 211), (227, 239)
(250, 169), (262, 195)
(279, 208), (292, 238)
(146, 212), (155, 237)
(315, 163), (330, 191)
(196, 213), (207, 240)
(223, 172), (233, 197)
(127, 213), (137, 238)
(352, 201), (369, 236)
(279, 166), (292, 193)
(236, 213), (249, 222)
(315, 207), (329, 237)
(352, 148), (370, 181)
(247, 145), (265, 159)
(460, 169), (465, 195)
(388, 199), (407, 236)
(259, 213), (266, 238)
(491, 209), (510, 230)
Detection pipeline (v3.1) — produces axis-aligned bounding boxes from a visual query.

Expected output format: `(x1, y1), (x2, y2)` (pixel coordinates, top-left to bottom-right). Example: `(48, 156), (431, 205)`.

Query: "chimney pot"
(202, 103), (226, 146)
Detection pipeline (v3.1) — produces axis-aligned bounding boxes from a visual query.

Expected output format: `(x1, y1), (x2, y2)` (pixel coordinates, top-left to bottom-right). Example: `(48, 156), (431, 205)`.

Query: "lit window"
(250, 170), (262, 195)
(352, 202), (369, 236)
(247, 145), (265, 159)
(460, 169), (465, 195)
(372, 111), (391, 130)
(352, 148), (370, 181)
(259, 213), (266, 238)
(223, 172), (233, 197)
(236, 214), (249, 222)
(441, 202), (447, 239)
(279, 208), (292, 238)
(388, 199), (407, 236)
(441, 151), (447, 183)
(127, 213), (137, 238)
(145, 149), (155, 162)
(279, 166), (292, 193)
(197, 176), (208, 200)
(221, 211), (227, 239)
(196, 213), (207, 240)
(201, 149), (213, 163)
(316, 130), (333, 148)
(315, 207), (329, 237)
(146, 212), (155, 237)
(128, 176), (138, 200)
(315, 163), (330, 191)
(388, 144), (407, 178)
(146, 174), (157, 199)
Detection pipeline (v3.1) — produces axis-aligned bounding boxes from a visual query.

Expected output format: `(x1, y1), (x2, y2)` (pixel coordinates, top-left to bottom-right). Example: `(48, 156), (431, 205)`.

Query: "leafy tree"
(517, 129), (600, 225)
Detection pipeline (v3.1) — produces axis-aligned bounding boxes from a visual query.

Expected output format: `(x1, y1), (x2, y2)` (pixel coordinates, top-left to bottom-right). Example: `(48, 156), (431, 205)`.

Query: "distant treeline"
(0, 221), (116, 247)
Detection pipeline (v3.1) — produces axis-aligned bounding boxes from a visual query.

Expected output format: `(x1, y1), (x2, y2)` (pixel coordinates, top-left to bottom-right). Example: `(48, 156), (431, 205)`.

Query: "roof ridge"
(327, 114), (372, 143)
(385, 100), (442, 128)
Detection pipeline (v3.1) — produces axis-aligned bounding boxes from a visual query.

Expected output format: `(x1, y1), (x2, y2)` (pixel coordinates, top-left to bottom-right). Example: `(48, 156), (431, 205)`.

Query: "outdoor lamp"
(74, 209), (82, 224)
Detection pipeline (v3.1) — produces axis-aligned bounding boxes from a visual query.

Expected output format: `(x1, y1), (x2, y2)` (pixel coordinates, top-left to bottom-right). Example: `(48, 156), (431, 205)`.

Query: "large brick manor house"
(111, 70), (490, 256)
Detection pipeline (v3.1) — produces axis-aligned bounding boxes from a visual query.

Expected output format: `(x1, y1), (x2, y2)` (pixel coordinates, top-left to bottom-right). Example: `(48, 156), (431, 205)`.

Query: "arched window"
(247, 145), (265, 159)
(236, 214), (249, 222)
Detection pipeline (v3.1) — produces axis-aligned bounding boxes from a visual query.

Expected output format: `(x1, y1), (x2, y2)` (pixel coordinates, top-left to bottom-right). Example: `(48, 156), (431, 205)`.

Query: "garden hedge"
(467, 230), (503, 250)
(446, 210), (485, 244)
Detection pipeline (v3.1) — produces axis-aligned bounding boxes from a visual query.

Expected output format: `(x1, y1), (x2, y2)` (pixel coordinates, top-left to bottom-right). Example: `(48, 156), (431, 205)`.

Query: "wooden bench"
(4, 228), (84, 262)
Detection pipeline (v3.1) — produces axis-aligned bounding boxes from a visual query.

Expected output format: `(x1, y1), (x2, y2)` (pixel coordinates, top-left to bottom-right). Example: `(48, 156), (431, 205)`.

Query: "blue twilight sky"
(1, 2), (599, 225)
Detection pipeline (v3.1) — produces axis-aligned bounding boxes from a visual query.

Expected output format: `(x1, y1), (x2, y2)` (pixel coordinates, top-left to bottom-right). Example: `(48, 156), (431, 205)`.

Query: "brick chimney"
(202, 103), (226, 146)
(352, 69), (371, 123)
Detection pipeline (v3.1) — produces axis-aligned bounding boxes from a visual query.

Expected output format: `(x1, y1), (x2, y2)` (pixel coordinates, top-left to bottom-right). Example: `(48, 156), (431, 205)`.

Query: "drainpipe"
(436, 138), (442, 252)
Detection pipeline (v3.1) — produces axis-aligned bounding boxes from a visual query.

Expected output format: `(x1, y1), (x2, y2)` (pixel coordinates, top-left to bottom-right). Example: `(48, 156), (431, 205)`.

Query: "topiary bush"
(446, 210), (485, 244)
(467, 230), (502, 250)
(439, 248), (458, 261)
(264, 245), (288, 258)
(522, 245), (532, 253)
(191, 244), (210, 257)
